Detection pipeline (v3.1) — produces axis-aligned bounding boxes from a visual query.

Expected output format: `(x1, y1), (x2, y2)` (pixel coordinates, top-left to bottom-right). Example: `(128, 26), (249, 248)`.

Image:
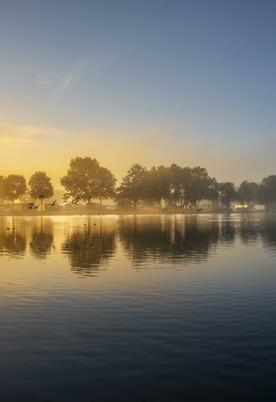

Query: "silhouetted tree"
(116, 164), (149, 209)
(117, 164), (218, 210)
(258, 175), (276, 210)
(218, 182), (237, 210)
(148, 165), (216, 208)
(29, 171), (54, 209)
(61, 157), (116, 205)
(147, 166), (172, 207)
(0, 176), (5, 203)
(185, 167), (216, 208)
(2, 175), (26, 206)
(97, 166), (116, 206)
(61, 157), (100, 203)
(169, 165), (191, 207)
(238, 181), (259, 207)
(206, 179), (220, 208)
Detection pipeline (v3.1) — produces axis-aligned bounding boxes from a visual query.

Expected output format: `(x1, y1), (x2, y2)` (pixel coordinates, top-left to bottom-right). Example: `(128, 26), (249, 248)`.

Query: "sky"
(1, 0), (276, 186)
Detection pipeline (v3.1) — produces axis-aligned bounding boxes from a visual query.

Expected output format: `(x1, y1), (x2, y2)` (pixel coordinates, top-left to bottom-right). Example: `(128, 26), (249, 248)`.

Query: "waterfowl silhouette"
(47, 200), (57, 207)
(27, 202), (38, 210)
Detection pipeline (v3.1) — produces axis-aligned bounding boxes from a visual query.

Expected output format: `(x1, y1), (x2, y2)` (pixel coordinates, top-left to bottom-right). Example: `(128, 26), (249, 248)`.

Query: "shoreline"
(0, 209), (266, 217)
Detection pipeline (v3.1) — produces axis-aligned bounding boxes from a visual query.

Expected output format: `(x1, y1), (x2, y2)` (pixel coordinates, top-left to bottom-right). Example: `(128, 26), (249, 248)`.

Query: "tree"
(168, 165), (191, 207)
(61, 157), (100, 203)
(0, 176), (5, 203)
(238, 181), (259, 207)
(206, 179), (219, 207)
(116, 164), (149, 209)
(185, 167), (215, 208)
(258, 175), (276, 210)
(218, 182), (237, 210)
(29, 171), (54, 209)
(3, 175), (27, 206)
(147, 166), (172, 207)
(97, 166), (116, 206)
(116, 164), (217, 210)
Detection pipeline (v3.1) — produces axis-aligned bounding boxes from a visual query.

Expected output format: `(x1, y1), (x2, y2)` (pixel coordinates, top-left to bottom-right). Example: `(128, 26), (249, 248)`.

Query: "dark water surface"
(0, 214), (276, 402)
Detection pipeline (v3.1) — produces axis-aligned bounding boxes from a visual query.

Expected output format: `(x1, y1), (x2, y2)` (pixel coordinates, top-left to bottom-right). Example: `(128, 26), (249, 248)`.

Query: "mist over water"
(1, 214), (276, 401)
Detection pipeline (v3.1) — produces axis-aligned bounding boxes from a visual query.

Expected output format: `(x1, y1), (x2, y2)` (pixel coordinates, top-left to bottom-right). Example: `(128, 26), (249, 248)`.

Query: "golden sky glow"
(0, 120), (270, 187)
(2, 1), (276, 187)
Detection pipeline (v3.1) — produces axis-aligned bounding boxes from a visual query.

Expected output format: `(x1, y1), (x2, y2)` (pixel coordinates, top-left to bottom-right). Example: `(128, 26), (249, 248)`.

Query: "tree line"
(0, 172), (53, 207)
(1, 156), (276, 210)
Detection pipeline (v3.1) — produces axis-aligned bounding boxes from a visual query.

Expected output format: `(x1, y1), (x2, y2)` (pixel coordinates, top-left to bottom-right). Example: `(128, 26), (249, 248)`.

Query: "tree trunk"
(224, 201), (231, 211)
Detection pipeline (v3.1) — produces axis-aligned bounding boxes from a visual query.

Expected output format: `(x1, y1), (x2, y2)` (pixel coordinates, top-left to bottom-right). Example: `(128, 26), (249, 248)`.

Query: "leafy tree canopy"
(61, 157), (115, 204)
(2, 175), (27, 203)
(238, 181), (259, 206)
(116, 164), (149, 208)
(259, 175), (276, 206)
(29, 171), (54, 203)
(97, 166), (116, 204)
(218, 182), (237, 208)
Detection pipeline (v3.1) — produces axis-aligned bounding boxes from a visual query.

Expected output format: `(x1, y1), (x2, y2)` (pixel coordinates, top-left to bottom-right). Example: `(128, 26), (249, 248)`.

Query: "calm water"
(1, 214), (276, 402)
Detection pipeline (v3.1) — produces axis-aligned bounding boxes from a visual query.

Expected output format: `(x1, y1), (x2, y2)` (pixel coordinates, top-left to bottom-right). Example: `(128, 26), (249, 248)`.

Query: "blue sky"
(1, 0), (276, 184)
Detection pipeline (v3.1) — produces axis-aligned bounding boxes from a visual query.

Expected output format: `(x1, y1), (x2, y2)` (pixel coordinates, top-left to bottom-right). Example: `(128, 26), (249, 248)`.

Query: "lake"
(0, 214), (276, 402)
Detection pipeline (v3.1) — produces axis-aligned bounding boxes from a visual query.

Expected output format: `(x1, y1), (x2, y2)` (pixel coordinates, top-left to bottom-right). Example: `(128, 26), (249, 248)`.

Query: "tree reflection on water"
(1, 214), (276, 275)
(0, 218), (27, 257)
(30, 218), (54, 259)
(62, 220), (116, 276)
(119, 215), (220, 267)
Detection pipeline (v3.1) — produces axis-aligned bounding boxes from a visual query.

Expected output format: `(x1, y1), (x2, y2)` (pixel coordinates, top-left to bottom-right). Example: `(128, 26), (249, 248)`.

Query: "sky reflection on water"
(1, 214), (276, 402)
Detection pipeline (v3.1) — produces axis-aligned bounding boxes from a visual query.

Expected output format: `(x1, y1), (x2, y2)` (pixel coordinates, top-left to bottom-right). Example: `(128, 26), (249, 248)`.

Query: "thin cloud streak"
(36, 71), (74, 95)
(0, 123), (65, 147)
(56, 73), (74, 95)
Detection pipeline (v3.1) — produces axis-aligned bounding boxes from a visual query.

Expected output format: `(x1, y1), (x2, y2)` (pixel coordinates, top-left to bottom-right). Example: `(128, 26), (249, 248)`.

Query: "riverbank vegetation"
(1, 157), (276, 212)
